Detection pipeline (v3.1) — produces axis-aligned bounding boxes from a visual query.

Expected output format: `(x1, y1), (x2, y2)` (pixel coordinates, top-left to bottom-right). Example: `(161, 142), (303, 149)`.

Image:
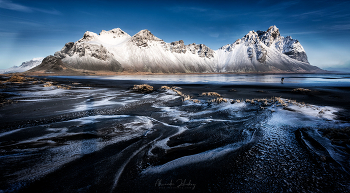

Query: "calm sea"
(55, 73), (350, 87)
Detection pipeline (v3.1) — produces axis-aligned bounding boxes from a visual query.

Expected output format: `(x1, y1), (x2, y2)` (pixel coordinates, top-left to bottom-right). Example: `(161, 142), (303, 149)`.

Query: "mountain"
(0, 57), (44, 74)
(216, 26), (318, 72)
(35, 26), (323, 73)
(53, 28), (215, 73)
(28, 55), (78, 74)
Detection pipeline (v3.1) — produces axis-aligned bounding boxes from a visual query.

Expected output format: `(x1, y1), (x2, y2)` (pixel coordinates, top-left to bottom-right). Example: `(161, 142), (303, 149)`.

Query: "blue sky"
(1, 0), (350, 71)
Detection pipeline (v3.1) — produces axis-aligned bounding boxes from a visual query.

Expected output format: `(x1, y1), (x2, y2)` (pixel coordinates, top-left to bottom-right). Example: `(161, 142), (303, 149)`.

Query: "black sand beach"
(1, 74), (350, 192)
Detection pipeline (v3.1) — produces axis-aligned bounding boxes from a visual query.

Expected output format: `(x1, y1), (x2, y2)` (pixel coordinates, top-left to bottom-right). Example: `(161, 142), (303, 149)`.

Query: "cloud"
(0, 0), (60, 15)
(291, 10), (325, 18)
(208, 32), (219, 38)
(0, 31), (17, 37)
(33, 8), (60, 15)
(14, 21), (42, 27)
(0, 0), (31, 12)
(79, 11), (97, 17)
(315, 23), (350, 32)
(331, 24), (350, 30)
(291, 1), (350, 20)
(285, 31), (323, 35)
(330, 13), (350, 18)
(268, 1), (299, 11)
(0, 13), (45, 27)
(170, 6), (208, 13)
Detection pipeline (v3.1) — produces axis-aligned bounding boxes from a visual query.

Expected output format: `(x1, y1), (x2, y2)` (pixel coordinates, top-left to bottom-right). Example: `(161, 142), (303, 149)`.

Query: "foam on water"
(265, 100), (348, 128)
(73, 97), (123, 112)
(124, 116), (153, 131)
(143, 130), (257, 174)
(157, 93), (180, 101)
(66, 115), (130, 125)
(16, 99), (50, 102)
(151, 92), (190, 123)
(217, 101), (247, 111)
(16, 127), (69, 145)
(287, 103), (339, 120)
(153, 105), (190, 123)
(0, 128), (27, 137)
(23, 85), (69, 96)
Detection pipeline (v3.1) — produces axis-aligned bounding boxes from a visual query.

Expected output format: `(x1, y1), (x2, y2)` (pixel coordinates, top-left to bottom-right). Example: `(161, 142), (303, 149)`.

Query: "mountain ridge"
(32, 26), (323, 74)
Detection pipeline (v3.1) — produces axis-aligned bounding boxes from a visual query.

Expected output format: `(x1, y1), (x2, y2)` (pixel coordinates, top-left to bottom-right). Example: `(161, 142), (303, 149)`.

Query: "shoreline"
(0, 67), (347, 77)
(14, 71), (340, 77)
(2, 74), (350, 121)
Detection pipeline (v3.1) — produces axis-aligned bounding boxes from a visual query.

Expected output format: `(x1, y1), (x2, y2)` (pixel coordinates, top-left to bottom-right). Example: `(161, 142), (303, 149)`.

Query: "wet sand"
(1, 75), (350, 192)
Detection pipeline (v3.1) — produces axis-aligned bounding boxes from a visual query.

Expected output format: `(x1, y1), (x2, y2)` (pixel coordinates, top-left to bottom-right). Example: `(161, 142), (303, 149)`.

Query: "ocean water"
(53, 73), (350, 88)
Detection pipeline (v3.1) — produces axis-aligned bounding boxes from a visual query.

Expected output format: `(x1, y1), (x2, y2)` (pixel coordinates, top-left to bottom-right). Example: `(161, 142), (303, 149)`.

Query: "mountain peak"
(242, 30), (259, 43)
(131, 29), (162, 47)
(111, 28), (125, 33)
(256, 26), (280, 37)
(254, 25), (281, 47)
(79, 31), (99, 42)
(99, 28), (129, 37)
(133, 29), (160, 40)
(245, 30), (259, 37)
(139, 29), (150, 33)
(266, 25), (280, 39)
(267, 25), (279, 32)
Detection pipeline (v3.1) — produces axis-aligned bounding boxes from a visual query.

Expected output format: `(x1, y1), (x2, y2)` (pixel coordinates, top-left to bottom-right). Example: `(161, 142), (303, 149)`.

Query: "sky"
(1, 0), (350, 71)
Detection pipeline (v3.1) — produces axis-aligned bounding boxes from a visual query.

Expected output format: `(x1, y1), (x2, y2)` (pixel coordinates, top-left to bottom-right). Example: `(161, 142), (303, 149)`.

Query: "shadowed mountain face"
(33, 26), (324, 73)
(29, 56), (67, 72)
(28, 55), (78, 74)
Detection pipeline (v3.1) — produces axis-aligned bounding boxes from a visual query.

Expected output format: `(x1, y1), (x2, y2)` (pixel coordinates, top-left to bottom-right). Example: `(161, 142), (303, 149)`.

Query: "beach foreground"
(1, 74), (350, 192)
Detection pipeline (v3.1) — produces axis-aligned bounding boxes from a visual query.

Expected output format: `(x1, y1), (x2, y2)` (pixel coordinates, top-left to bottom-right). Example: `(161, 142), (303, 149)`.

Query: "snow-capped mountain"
(50, 26), (322, 73)
(216, 26), (315, 72)
(54, 28), (216, 73)
(0, 57), (44, 74)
